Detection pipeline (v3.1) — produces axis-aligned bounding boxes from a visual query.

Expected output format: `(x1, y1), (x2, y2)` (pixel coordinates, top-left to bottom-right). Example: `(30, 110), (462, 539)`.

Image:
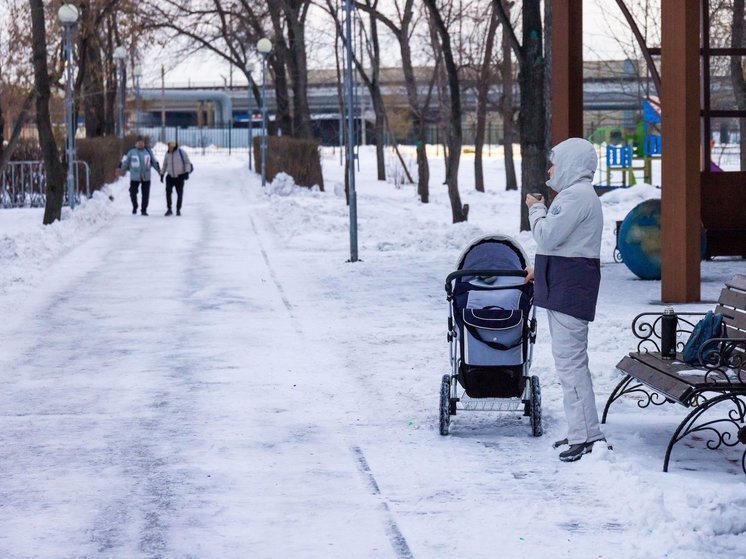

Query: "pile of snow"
(267, 172), (321, 196)
(0, 182), (122, 304)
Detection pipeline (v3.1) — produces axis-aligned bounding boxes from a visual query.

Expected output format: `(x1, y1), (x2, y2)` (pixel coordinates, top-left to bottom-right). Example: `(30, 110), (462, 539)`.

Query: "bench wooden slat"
(617, 355), (694, 402)
(719, 287), (746, 310)
(724, 322), (746, 338)
(715, 305), (746, 330)
(725, 274), (746, 292)
(631, 352), (717, 388)
(725, 324), (746, 339)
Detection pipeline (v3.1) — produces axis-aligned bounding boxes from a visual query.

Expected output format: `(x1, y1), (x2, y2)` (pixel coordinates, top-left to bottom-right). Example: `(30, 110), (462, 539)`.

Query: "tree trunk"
(501, 7), (518, 191)
(267, 5), (293, 136)
(415, 122), (430, 203)
(30, 0), (65, 225)
(83, 32), (106, 137)
(398, 0), (429, 202)
(0, 91), (37, 174)
(518, 0), (546, 231)
(475, 6), (499, 192)
(372, 92), (386, 180)
(284, 1), (313, 139)
(424, 0), (466, 223)
(731, 0), (746, 170)
(367, 6), (386, 181)
(103, 15), (117, 136)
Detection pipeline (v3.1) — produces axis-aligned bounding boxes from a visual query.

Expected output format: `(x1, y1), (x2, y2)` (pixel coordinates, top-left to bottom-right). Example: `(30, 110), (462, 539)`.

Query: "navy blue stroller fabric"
(452, 237), (534, 398)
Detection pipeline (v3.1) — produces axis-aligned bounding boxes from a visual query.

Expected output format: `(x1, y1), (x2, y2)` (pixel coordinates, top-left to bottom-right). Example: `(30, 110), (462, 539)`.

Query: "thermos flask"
(661, 306), (677, 360)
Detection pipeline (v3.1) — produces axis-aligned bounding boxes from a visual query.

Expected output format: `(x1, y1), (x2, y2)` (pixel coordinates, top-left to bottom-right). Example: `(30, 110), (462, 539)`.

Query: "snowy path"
(1, 153), (744, 558)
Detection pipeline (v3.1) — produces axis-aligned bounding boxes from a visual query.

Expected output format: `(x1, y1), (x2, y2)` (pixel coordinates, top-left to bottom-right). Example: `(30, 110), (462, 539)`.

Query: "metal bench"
(603, 274), (746, 473)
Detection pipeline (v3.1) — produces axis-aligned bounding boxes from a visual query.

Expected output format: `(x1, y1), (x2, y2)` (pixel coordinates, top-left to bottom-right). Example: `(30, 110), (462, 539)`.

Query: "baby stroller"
(440, 234), (542, 436)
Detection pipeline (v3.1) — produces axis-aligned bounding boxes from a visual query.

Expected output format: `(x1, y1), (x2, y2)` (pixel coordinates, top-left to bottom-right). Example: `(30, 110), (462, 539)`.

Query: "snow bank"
(0, 181), (123, 305)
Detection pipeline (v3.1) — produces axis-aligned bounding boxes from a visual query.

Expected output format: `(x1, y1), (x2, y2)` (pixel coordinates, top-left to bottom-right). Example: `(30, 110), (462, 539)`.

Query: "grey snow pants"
(546, 309), (604, 445)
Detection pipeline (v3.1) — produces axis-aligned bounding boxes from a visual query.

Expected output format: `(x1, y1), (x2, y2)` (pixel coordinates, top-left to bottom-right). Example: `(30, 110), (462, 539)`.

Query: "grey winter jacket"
(161, 148), (192, 178)
(528, 138), (603, 321)
(120, 147), (160, 182)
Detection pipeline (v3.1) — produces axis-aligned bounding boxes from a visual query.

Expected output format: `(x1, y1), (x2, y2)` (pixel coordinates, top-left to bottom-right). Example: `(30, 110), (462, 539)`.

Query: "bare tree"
(494, 0), (546, 230)
(424, 0), (467, 223)
(356, 0), (434, 202)
(142, 1), (288, 133)
(472, 2), (499, 192)
(500, 0), (518, 191)
(0, 90), (36, 174)
(29, 0), (65, 224)
(323, 0), (386, 179)
(269, 1), (314, 138)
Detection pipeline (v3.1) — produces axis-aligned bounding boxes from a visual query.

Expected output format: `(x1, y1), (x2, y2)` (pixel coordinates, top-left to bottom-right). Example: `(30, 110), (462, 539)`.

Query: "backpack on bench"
(681, 311), (726, 365)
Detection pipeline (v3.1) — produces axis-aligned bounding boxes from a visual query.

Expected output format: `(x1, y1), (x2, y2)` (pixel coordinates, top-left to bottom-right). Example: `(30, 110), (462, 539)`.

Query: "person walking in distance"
(118, 135), (160, 216)
(160, 141), (192, 216)
(525, 137), (609, 462)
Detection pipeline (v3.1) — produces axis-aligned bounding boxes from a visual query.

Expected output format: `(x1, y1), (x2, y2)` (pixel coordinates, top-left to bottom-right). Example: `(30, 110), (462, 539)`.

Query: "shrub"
(9, 138), (44, 161)
(252, 136), (324, 191)
(76, 134), (138, 192)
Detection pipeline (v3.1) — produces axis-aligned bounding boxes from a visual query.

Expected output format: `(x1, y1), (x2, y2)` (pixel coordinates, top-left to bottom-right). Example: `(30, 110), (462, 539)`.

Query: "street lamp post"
(257, 38), (272, 187)
(344, 0), (358, 262)
(133, 63), (143, 135)
(247, 62), (255, 171)
(58, 3), (79, 210)
(113, 46), (126, 139)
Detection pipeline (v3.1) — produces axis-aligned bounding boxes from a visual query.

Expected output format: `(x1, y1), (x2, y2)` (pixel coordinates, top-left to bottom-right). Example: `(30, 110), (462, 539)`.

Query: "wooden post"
(661, 0), (701, 302)
(551, 0), (584, 145)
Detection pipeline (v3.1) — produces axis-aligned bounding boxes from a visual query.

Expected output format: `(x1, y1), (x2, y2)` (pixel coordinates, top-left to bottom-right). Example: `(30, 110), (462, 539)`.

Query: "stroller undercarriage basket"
(438, 235), (542, 437)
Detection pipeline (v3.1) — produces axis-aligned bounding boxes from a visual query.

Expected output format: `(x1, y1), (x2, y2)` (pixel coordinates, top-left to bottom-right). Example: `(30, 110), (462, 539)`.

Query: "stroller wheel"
(530, 375), (543, 437)
(439, 374), (451, 436)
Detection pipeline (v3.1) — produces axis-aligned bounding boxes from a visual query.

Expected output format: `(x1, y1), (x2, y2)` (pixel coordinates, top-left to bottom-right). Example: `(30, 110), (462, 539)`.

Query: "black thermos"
(661, 306), (677, 360)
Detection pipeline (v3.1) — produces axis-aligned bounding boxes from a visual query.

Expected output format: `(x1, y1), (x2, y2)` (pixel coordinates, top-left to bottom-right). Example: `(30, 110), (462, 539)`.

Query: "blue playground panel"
(644, 134), (661, 156)
(606, 144), (633, 167)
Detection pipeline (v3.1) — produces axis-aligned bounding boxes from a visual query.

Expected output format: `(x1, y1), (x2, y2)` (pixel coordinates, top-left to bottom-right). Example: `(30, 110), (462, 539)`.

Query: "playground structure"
(590, 98), (662, 191)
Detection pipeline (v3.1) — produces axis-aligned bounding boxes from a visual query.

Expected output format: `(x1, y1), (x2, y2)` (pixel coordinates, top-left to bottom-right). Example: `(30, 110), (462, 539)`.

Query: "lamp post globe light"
(113, 46), (127, 139)
(133, 63), (143, 135)
(58, 3), (79, 209)
(257, 38), (272, 187)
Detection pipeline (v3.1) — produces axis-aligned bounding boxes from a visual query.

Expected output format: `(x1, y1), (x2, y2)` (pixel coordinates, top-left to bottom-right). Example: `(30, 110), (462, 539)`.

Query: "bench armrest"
(698, 337), (746, 384)
(631, 312), (707, 353)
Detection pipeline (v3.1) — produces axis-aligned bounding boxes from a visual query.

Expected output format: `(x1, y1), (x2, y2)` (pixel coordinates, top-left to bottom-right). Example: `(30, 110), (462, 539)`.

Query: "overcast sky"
(141, 0), (644, 88)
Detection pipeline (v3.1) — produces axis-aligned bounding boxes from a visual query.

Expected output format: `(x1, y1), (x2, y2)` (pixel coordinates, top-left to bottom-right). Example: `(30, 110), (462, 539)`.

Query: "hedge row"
(8, 135), (139, 194)
(252, 136), (324, 191)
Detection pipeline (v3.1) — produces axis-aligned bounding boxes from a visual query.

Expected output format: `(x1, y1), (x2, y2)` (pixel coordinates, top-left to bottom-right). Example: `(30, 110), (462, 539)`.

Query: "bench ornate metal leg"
(663, 393), (746, 473)
(602, 374), (670, 424)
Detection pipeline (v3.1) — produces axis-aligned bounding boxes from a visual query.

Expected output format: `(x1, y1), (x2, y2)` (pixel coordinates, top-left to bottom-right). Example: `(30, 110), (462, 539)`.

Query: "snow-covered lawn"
(0, 146), (744, 558)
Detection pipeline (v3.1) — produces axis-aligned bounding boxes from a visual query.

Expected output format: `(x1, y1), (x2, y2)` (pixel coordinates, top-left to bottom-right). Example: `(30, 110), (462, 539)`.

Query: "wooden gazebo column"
(551, 0), (584, 145)
(661, 0), (701, 302)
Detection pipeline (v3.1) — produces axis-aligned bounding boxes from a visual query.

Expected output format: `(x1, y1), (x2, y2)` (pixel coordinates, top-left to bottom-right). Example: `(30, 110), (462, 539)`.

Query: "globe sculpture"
(618, 199), (663, 280)
(618, 198), (706, 280)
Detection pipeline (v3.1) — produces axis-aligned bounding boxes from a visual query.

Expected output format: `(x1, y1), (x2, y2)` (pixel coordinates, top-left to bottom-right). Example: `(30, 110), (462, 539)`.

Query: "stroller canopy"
(455, 234), (530, 276)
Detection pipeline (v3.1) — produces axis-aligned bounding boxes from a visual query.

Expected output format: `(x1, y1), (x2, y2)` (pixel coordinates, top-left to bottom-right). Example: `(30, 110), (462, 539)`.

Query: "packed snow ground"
(0, 146), (744, 558)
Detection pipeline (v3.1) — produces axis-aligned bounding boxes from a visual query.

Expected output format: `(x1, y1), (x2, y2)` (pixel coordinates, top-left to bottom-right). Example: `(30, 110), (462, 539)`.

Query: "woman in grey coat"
(525, 137), (608, 462)
(160, 141), (192, 216)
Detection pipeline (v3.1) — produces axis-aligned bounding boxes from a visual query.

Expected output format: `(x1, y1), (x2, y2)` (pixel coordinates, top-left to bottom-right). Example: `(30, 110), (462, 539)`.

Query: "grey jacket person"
(529, 138), (603, 321)
(120, 146), (160, 182)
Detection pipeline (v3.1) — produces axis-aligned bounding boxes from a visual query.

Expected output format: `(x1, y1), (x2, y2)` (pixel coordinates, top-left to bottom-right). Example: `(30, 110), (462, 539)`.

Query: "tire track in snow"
(248, 206), (414, 555)
(351, 445), (414, 559)
(248, 216), (297, 324)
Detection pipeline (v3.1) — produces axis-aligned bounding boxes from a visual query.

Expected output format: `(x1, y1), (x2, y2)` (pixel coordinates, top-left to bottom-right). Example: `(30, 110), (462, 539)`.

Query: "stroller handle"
(445, 269), (527, 296)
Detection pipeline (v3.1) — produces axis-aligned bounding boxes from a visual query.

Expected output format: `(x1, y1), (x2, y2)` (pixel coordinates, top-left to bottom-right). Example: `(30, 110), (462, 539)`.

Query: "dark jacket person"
(526, 137), (606, 462)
